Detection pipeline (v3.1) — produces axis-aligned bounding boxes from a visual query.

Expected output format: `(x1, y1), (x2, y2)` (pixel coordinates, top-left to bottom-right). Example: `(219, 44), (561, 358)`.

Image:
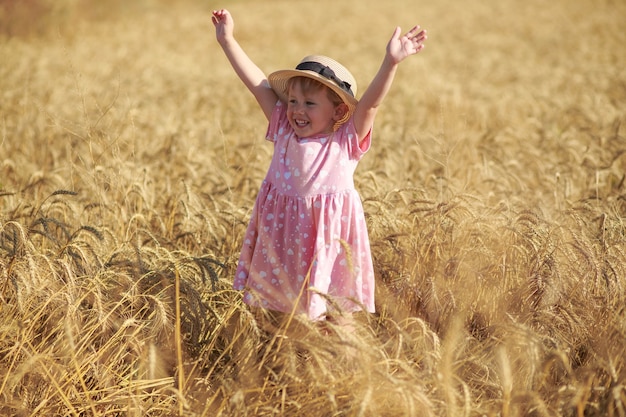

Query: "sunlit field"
(1, 0), (625, 415)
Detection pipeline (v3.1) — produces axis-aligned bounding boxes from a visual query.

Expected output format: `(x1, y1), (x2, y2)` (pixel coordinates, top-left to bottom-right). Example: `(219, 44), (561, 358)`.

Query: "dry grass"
(1, 0), (625, 415)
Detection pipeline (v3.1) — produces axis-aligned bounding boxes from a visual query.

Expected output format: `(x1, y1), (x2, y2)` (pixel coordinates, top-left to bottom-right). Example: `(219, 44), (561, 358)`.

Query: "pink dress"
(233, 101), (375, 320)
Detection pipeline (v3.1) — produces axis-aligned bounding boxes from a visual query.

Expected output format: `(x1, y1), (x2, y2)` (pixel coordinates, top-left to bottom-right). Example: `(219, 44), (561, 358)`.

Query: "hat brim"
(268, 69), (358, 120)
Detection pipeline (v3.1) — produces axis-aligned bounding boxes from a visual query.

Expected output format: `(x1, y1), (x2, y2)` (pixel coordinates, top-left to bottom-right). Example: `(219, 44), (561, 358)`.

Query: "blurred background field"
(1, 0), (625, 415)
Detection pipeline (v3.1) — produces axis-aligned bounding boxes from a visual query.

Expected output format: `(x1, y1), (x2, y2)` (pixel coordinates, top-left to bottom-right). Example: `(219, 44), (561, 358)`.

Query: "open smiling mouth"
(294, 119), (309, 127)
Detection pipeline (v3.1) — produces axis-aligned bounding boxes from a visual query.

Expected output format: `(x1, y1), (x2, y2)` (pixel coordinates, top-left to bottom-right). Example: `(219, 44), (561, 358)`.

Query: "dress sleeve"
(341, 117), (372, 161)
(265, 100), (289, 143)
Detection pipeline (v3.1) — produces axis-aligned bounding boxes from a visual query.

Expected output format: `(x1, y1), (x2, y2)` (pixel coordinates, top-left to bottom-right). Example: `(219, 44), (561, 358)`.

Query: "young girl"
(212, 9), (427, 324)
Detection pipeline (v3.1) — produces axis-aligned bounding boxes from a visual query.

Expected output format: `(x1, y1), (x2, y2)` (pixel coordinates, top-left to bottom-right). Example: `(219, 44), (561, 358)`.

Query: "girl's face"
(286, 79), (346, 137)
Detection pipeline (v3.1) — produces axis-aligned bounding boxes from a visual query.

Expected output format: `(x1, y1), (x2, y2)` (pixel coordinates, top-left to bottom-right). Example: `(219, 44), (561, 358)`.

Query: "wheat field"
(1, 0), (625, 415)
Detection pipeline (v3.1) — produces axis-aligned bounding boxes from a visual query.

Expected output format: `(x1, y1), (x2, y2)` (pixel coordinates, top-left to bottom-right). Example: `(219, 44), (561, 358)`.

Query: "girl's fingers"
(212, 9), (228, 19)
(405, 26), (427, 44)
(391, 26), (402, 40)
(406, 25), (421, 36)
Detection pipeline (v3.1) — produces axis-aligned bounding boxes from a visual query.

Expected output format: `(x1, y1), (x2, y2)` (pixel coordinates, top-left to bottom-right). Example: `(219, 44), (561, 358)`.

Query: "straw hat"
(268, 55), (358, 121)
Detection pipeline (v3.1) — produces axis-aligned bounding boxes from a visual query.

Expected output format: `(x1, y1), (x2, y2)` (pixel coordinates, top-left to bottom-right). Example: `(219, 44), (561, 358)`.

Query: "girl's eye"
(306, 101), (315, 106)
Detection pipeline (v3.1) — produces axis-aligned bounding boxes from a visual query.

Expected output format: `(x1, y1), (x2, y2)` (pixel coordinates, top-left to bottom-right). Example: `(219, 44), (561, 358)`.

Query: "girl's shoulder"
(333, 117), (372, 159)
(266, 100), (292, 142)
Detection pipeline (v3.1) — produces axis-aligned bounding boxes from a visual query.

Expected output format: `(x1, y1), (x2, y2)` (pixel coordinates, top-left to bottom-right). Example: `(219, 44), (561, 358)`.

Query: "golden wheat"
(1, 0), (625, 415)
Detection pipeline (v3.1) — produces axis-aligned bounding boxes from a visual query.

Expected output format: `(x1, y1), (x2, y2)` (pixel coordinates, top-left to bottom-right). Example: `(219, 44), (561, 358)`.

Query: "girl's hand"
(386, 25), (427, 64)
(212, 9), (234, 45)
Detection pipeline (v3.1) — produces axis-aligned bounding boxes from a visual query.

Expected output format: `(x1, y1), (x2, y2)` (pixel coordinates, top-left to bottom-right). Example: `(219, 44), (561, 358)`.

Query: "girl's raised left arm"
(353, 26), (427, 143)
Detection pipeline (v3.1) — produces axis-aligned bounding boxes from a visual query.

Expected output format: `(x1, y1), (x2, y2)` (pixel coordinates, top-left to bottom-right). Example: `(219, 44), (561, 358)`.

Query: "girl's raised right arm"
(212, 9), (278, 120)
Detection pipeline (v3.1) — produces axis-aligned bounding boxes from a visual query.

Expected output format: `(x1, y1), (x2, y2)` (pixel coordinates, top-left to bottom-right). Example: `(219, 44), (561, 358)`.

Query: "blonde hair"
(287, 76), (344, 107)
